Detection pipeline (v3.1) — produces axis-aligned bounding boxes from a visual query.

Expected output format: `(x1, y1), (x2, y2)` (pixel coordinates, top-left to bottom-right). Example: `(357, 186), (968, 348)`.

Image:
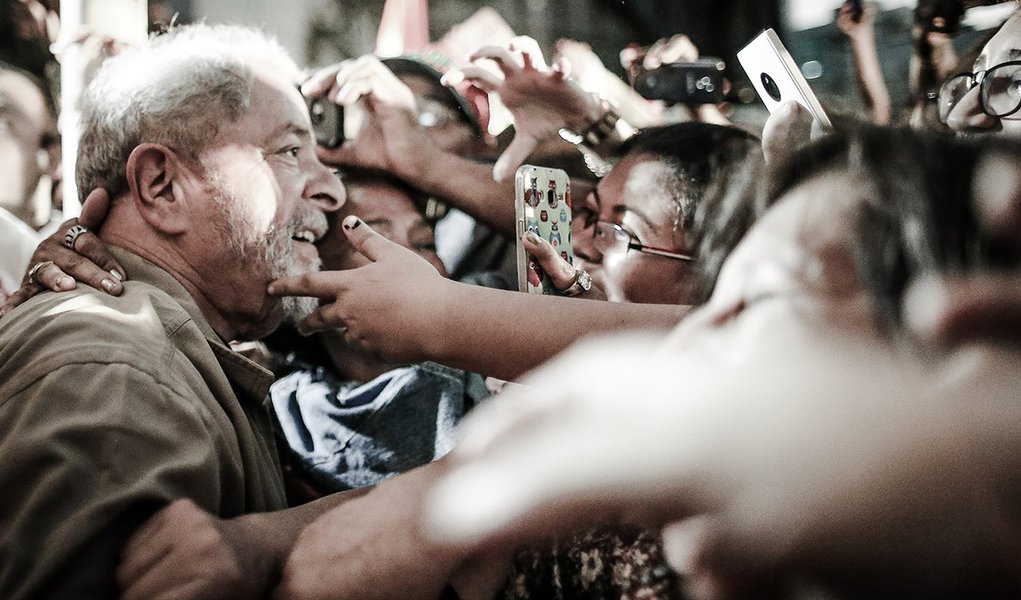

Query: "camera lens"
(760, 73), (782, 102)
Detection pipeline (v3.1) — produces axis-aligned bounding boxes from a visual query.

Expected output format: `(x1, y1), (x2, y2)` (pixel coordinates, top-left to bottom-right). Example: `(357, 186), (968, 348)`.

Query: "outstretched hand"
(424, 321), (1021, 597)
(268, 216), (457, 363)
(0, 188), (125, 319)
(443, 36), (600, 182)
(302, 56), (434, 179)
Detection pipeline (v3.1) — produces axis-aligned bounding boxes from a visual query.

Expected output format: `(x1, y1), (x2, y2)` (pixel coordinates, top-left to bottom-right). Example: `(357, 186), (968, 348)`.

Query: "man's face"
(0, 68), (54, 227)
(944, 12), (1021, 137)
(195, 73), (346, 336)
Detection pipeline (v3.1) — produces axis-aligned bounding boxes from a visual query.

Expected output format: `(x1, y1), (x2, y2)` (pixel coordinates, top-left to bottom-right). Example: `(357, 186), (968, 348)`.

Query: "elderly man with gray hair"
(0, 24), (345, 598)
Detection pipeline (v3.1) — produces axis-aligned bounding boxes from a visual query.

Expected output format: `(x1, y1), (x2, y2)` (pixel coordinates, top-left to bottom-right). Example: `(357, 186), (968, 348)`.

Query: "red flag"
(375, 0), (430, 57)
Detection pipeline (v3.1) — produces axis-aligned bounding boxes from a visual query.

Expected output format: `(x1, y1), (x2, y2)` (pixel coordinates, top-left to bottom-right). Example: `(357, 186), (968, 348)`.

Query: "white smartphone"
(514, 165), (573, 295)
(737, 29), (833, 132)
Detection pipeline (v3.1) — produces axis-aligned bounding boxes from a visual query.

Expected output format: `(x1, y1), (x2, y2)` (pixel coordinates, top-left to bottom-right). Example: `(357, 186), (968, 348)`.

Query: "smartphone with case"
(514, 165), (574, 295)
(737, 29), (833, 132)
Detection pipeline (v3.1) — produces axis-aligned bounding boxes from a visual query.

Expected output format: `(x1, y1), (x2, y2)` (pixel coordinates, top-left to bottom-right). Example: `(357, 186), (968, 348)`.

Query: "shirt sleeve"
(0, 361), (239, 599)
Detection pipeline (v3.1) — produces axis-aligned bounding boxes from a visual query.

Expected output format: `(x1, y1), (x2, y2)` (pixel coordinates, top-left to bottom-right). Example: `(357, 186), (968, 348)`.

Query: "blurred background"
(151, 0), (1014, 117)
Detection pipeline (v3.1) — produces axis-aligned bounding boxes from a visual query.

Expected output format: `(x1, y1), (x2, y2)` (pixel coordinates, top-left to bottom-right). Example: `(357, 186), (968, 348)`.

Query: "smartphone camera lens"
(760, 72), (782, 102)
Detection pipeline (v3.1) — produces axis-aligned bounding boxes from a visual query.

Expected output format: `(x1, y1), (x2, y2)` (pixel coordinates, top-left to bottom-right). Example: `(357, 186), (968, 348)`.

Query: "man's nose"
(304, 161), (346, 211)
(945, 86), (1000, 133)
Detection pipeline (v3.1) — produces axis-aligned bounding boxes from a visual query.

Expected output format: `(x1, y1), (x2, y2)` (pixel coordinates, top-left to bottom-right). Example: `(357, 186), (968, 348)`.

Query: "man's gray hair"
(76, 23), (302, 200)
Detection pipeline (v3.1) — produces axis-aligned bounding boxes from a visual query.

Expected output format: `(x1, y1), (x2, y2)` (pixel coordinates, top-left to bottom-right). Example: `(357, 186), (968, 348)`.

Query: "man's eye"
(279, 146), (300, 158)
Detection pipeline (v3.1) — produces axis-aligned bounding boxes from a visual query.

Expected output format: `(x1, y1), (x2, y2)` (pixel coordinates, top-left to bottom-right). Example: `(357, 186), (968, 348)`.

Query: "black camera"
(632, 58), (727, 104)
(914, 0), (965, 34)
(305, 95), (344, 148)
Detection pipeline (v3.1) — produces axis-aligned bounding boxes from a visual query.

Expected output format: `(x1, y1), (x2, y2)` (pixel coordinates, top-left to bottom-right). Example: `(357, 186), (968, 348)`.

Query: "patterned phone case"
(515, 165), (574, 294)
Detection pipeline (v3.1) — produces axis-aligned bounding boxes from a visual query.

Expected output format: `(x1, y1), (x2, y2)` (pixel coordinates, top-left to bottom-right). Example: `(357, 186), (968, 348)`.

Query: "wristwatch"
(562, 269), (592, 297)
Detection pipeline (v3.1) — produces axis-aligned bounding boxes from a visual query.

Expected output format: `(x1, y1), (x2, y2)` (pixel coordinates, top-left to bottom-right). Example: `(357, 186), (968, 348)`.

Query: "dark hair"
(766, 126), (1018, 333)
(614, 122), (762, 239)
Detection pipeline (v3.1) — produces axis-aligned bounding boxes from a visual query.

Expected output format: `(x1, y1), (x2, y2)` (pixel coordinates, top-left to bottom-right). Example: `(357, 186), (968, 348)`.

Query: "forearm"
(849, 36), (892, 125)
(426, 282), (691, 380)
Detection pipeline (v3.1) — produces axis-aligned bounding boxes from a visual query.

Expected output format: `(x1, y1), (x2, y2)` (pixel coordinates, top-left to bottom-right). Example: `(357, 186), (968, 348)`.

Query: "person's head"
(570, 122), (761, 305)
(0, 62), (57, 228)
(383, 56), (490, 157)
(676, 126), (1018, 352)
(319, 168), (448, 277)
(79, 24), (346, 340)
(941, 8), (1021, 136)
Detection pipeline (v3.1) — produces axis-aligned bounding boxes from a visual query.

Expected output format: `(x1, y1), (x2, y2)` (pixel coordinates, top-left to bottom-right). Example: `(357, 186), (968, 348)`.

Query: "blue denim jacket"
(270, 362), (489, 492)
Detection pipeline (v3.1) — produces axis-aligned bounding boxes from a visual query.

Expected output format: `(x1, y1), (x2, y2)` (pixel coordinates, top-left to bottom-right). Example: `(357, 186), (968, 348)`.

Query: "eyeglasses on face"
(592, 220), (694, 262)
(938, 60), (1021, 124)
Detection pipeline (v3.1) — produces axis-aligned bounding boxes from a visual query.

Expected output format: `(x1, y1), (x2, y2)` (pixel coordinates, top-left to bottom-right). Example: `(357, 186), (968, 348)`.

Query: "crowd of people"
(0, 0), (1019, 598)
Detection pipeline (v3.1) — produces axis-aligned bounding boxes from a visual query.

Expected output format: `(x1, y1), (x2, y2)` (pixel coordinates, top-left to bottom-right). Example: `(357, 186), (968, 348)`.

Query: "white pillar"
(59, 0), (147, 219)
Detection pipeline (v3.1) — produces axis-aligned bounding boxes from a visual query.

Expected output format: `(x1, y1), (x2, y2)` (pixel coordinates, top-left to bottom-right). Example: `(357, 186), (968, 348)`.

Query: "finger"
(469, 46), (523, 76)
(32, 262), (76, 292)
(521, 232), (577, 290)
(444, 65), (503, 93)
(493, 134), (539, 182)
(68, 229), (127, 286)
(79, 188), (112, 229)
(508, 36), (547, 69)
(302, 62), (345, 97)
(762, 101), (811, 165)
(339, 215), (404, 263)
(36, 242), (124, 295)
(551, 57), (572, 81)
(315, 143), (363, 169)
(267, 271), (346, 300)
(904, 274), (1021, 347)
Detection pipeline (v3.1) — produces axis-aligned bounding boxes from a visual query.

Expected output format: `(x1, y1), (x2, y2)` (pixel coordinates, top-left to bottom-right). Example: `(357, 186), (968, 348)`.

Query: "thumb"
(79, 188), (112, 229)
(340, 215), (400, 263)
(493, 134), (539, 183)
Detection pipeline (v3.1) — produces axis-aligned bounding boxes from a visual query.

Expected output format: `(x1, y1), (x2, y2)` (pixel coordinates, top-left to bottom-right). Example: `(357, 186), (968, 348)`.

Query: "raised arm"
(303, 56), (518, 236)
(837, 2), (893, 124)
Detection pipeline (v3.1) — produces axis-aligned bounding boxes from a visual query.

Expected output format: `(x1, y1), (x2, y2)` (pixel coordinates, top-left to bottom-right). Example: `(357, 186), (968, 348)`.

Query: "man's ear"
(125, 143), (196, 235)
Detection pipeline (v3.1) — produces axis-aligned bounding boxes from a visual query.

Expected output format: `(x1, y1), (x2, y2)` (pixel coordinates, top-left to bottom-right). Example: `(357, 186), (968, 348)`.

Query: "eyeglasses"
(592, 220), (694, 262)
(938, 60), (1021, 124)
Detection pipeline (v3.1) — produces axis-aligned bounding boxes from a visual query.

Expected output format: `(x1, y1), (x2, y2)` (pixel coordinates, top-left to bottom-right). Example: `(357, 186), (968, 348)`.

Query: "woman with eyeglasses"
(526, 122), (760, 305)
(940, 7), (1021, 135)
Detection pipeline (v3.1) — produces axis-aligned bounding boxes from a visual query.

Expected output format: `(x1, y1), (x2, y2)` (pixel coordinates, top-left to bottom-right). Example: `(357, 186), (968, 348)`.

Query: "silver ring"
(561, 268), (592, 297)
(28, 261), (55, 286)
(63, 224), (89, 250)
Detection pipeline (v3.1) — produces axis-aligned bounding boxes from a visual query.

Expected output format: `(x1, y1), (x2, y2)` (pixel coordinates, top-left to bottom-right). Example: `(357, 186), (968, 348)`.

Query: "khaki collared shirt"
(0, 248), (287, 599)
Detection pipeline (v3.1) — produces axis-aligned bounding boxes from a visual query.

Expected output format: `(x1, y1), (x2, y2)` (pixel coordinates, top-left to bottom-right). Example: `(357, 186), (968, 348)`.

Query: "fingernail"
(110, 269), (123, 281)
(56, 276), (74, 290)
(101, 278), (115, 292)
(525, 231), (543, 245)
(343, 217), (361, 230)
(296, 325), (311, 337)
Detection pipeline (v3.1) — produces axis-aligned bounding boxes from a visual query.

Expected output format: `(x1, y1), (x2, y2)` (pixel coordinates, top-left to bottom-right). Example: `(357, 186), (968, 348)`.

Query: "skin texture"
(944, 10), (1021, 136)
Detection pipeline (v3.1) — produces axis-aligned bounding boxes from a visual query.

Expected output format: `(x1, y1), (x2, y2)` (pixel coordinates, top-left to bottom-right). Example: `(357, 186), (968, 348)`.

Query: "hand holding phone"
(515, 165), (574, 295)
(737, 29), (833, 133)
